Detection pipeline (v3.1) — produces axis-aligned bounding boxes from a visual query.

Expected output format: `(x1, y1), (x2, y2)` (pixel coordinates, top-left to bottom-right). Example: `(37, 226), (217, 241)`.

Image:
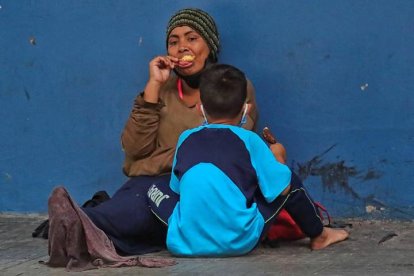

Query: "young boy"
(148, 64), (348, 256)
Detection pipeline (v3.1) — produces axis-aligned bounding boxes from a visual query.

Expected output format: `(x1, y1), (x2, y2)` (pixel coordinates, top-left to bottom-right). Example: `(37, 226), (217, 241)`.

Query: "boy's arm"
(280, 184), (291, 196)
(250, 133), (291, 202)
(262, 127), (287, 164)
(169, 141), (181, 195)
(263, 126), (290, 195)
(169, 128), (197, 194)
(169, 172), (180, 194)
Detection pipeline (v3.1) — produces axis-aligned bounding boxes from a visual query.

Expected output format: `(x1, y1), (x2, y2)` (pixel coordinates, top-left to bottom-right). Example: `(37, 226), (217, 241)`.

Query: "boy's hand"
(262, 127), (287, 164)
(262, 127), (277, 144)
(270, 143), (287, 164)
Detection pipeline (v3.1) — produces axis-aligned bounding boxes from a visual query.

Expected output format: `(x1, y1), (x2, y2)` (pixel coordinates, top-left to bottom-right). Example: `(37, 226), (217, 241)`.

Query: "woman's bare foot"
(310, 227), (349, 250)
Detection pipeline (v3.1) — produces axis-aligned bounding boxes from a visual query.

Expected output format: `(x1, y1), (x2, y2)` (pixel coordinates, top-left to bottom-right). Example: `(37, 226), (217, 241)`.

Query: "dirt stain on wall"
(293, 144), (383, 199)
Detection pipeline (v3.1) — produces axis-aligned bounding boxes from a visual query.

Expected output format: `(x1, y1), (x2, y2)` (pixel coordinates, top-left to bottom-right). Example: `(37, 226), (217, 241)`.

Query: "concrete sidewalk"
(1, 214), (413, 275)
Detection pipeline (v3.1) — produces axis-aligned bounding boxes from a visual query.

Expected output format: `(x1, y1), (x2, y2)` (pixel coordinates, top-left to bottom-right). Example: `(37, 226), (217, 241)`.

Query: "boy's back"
(167, 124), (291, 256)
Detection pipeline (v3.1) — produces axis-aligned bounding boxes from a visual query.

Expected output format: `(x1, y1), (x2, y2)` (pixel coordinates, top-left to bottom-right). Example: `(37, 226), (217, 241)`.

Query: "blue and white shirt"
(166, 124), (291, 256)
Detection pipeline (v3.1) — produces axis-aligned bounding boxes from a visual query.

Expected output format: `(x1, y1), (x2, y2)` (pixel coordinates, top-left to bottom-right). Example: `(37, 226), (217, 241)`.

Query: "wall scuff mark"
(24, 87), (31, 101)
(293, 144), (382, 199)
(292, 145), (414, 218)
(2, 172), (12, 182)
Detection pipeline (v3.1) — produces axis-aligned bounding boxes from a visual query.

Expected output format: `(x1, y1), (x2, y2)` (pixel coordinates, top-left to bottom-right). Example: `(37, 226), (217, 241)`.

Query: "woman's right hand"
(149, 56), (179, 84)
(144, 56), (179, 103)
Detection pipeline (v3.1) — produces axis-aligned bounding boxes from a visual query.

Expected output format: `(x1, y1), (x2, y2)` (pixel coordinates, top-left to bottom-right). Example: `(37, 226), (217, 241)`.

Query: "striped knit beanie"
(166, 8), (220, 62)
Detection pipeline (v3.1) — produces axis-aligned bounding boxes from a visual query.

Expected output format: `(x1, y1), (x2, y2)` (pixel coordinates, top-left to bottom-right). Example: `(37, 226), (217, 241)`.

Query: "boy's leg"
(256, 172), (322, 238)
(263, 128), (348, 249)
(283, 172), (349, 249)
(282, 172), (324, 238)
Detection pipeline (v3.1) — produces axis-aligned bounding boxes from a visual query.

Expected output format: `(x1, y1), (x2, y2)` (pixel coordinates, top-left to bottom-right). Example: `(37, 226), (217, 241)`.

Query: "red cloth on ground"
(267, 203), (330, 241)
(267, 209), (306, 241)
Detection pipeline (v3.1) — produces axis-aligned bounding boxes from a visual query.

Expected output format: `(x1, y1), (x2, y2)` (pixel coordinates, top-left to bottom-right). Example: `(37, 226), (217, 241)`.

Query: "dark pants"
(259, 172), (324, 239)
(85, 171), (323, 255)
(82, 175), (170, 255)
(149, 171), (323, 240)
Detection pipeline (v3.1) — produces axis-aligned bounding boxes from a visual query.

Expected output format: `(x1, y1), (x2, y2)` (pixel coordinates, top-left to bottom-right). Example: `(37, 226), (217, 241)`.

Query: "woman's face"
(167, 26), (210, 76)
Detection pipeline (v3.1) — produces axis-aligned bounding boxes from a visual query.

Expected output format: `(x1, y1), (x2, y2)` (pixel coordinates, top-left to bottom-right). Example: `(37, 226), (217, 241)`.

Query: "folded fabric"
(43, 186), (176, 271)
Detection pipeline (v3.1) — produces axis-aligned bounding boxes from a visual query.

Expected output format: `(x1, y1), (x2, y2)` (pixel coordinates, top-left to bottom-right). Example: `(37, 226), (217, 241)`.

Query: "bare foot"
(310, 227), (349, 250)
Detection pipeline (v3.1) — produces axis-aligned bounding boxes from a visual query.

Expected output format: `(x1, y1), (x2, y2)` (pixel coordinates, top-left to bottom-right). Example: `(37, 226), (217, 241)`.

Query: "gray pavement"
(1, 214), (414, 275)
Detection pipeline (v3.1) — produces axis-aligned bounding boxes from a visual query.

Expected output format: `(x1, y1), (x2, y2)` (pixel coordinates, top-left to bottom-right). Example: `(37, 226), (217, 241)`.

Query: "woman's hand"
(144, 56), (179, 103)
(148, 56), (178, 84)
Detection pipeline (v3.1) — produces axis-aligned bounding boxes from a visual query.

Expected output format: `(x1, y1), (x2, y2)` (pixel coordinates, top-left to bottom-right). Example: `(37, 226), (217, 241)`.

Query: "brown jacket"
(121, 75), (258, 176)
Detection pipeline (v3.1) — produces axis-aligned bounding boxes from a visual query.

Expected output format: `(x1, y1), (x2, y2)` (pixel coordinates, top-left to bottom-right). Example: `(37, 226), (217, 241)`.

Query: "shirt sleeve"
(121, 92), (164, 159)
(249, 133), (291, 203)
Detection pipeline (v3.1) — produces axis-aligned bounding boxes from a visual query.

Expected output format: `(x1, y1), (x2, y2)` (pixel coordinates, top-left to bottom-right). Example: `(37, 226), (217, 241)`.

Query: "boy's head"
(199, 64), (247, 121)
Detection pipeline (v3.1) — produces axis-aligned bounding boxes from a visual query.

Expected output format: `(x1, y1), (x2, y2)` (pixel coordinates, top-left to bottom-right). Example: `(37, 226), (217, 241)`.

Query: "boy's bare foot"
(310, 227), (349, 250)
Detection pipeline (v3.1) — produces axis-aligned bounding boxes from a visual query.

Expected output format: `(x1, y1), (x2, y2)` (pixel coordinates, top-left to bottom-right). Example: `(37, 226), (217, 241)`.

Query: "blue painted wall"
(1, 1), (413, 218)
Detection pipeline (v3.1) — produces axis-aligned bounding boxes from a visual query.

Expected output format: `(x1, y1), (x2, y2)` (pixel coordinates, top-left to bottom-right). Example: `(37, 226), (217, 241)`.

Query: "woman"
(84, 8), (258, 253)
(121, 8), (257, 177)
(46, 8), (259, 270)
(85, 7), (258, 253)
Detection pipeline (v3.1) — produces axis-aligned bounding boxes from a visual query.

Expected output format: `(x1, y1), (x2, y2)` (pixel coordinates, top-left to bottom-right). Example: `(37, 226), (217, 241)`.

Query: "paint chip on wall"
(365, 205), (376, 213)
(29, 36), (36, 46)
(360, 83), (368, 91)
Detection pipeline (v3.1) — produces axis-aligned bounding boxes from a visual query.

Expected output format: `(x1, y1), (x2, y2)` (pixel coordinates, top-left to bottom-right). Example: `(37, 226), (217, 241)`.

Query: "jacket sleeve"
(250, 133), (291, 203)
(121, 92), (165, 159)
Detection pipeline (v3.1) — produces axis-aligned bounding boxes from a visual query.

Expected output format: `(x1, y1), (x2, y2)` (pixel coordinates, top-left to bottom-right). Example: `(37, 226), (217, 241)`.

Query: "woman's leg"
(82, 175), (171, 255)
(146, 179), (180, 226)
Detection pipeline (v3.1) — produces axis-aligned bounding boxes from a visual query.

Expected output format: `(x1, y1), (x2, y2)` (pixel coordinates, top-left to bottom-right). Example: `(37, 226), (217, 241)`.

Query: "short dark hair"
(199, 64), (247, 119)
